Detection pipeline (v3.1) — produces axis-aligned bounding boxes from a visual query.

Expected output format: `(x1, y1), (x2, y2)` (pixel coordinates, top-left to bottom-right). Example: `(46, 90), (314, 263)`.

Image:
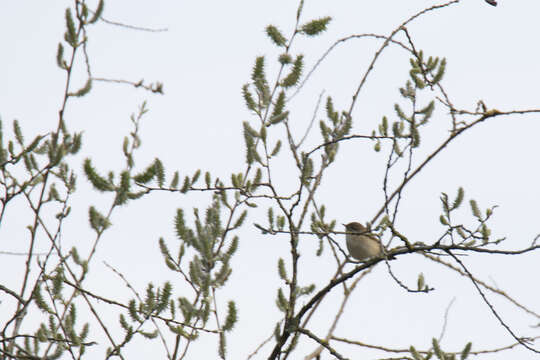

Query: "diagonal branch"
(446, 250), (540, 354)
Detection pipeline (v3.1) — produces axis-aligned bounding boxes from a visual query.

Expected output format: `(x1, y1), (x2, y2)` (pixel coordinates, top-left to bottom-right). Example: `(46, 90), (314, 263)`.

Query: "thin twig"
(89, 10), (168, 32)
(247, 325), (279, 360)
(347, 1), (461, 116)
(61, 279), (217, 333)
(298, 328), (349, 360)
(438, 297), (456, 342)
(446, 250), (540, 354)
(423, 253), (540, 319)
(92, 77), (164, 94)
(297, 90), (325, 147)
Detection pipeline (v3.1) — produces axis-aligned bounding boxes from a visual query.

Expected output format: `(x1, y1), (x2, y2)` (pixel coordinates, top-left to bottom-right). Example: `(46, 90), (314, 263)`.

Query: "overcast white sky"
(1, 1), (540, 359)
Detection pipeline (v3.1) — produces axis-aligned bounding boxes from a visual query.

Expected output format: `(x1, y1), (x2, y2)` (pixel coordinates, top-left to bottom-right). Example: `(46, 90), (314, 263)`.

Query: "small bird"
(343, 222), (382, 260)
